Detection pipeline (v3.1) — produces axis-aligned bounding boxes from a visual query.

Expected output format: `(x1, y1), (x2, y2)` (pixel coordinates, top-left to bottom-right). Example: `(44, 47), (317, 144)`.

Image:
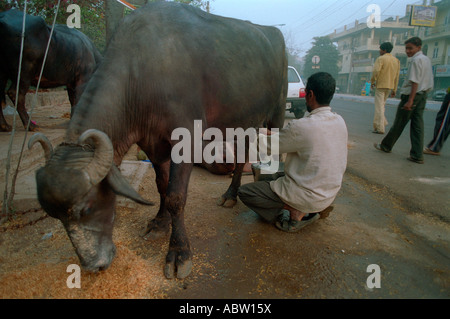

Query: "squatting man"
(238, 72), (348, 232)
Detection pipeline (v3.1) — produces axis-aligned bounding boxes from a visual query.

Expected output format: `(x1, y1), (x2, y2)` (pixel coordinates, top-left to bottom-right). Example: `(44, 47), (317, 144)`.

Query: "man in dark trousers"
(424, 87), (450, 156)
(374, 37), (434, 164)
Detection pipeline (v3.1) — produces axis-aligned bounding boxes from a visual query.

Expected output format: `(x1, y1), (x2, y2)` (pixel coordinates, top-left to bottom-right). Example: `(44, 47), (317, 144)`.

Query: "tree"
(1, 0), (213, 53)
(302, 36), (339, 81)
(1, 1), (106, 52)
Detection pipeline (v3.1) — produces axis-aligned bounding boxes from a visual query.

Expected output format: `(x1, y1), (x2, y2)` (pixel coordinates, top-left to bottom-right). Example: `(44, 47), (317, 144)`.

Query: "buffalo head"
(29, 129), (153, 272)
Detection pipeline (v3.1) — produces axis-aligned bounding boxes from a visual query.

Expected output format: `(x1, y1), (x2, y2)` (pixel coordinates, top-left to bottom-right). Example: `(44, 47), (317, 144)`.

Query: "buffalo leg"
(16, 87), (37, 131)
(0, 106), (11, 132)
(142, 160), (171, 239)
(67, 87), (76, 117)
(217, 162), (245, 208)
(0, 75), (12, 132)
(11, 75), (38, 131)
(67, 84), (83, 118)
(164, 161), (193, 279)
(217, 139), (250, 208)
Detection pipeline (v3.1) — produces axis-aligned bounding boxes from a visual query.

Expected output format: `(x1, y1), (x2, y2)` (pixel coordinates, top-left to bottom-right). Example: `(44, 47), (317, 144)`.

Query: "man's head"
(405, 37), (422, 58)
(379, 42), (393, 55)
(305, 72), (336, 112)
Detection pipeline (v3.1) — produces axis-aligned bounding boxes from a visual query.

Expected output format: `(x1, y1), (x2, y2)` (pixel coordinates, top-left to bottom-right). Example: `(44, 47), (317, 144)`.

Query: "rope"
(1, 0), (28, 222)
(1, 0), (61, 222)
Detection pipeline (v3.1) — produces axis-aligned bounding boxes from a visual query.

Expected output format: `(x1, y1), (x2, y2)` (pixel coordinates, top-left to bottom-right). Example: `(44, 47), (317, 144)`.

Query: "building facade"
(329, 15), (413, 95)
(329, 0), (449, 97)
(420, 0), (450, 94)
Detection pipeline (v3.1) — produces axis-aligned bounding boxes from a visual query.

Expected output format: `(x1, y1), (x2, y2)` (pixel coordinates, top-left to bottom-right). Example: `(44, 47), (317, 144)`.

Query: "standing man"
(424, 87), (450, 156)
(374, 37), (433, 164)
(370, 42), (400, 134)
(238, 72), (348, 232)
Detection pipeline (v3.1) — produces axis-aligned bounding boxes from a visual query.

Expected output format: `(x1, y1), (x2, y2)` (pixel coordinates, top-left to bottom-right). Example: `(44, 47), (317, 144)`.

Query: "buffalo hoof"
(0, 123), (12, 132)
(164, 250), (192, 279)
(216, 195), (237, 208)
(27, 122), (39, 132)
(0, 121), (12, 132)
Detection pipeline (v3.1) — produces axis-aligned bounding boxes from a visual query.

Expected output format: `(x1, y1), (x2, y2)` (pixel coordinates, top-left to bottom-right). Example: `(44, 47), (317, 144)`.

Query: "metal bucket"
(251, 162), (285, 182)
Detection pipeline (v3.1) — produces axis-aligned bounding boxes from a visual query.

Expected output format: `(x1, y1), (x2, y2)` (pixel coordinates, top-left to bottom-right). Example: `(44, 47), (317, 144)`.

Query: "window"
(288, 68), (300, 83)
(433, 47), (439, 59)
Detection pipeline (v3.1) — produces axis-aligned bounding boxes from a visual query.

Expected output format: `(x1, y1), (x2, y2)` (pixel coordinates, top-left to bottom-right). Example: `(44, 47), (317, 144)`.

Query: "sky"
(209, 0), (427, 57)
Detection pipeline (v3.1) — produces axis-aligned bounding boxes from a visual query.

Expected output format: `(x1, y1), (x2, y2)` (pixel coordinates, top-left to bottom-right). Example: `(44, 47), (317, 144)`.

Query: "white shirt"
(400, 51), (434, 95)
(263, 107), (348, 213)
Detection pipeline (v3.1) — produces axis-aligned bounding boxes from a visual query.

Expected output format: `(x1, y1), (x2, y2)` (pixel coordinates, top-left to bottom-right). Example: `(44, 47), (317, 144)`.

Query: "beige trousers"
(373, 88), (390, 133)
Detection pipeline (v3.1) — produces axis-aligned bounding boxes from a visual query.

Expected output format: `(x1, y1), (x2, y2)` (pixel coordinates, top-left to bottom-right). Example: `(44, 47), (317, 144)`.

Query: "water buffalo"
(30, 2), (287, 279)
(0, 9), (102, 132)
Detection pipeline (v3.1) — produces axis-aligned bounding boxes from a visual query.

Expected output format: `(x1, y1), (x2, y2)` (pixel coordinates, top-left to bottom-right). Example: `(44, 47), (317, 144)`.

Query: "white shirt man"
(268, 106), (348, 213)
(238, 72), (348, 232)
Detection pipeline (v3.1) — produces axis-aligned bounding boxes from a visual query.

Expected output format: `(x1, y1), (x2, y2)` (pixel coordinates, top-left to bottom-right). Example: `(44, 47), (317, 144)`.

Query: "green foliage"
(302, 36), (339, 81)
(1, 1), (106, 52)
(1, 0), (212, 54)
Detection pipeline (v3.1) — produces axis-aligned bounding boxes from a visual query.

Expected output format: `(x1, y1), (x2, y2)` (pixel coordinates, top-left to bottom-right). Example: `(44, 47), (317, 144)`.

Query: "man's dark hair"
(380, 42), (393, 53)
(405, 37), (422, 47)
(306, 72), (336, 105)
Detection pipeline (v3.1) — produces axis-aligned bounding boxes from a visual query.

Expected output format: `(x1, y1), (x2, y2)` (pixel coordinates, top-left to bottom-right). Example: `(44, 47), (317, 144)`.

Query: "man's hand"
(403, 82), (418, 111)
(402, 100), (414, 111)
(390, 91), (396, 98)
(259, 128), (273, 135)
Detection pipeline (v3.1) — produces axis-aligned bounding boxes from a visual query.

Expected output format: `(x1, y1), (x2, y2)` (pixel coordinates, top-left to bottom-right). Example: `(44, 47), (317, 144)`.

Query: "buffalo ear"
(107, 165), (155, 206)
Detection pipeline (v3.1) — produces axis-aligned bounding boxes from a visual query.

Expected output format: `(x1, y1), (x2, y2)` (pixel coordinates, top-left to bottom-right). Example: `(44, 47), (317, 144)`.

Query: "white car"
(286, 66), (307, 118)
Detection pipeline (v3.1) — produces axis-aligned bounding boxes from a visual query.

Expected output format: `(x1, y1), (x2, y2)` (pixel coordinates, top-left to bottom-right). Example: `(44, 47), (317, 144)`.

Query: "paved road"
(331, 95), (449, 222)
(287, 94), (449, 221)
(170, 95), (450, 299)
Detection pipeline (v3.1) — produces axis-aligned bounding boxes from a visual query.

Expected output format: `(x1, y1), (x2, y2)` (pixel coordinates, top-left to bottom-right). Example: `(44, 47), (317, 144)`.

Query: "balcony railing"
(332, 15), (413, 37)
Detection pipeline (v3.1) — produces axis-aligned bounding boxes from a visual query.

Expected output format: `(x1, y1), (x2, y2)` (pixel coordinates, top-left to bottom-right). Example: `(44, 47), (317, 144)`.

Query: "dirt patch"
(0, 244), (170, 299)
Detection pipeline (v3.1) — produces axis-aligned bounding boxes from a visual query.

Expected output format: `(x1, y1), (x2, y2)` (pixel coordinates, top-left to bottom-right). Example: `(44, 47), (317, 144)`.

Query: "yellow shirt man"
(370, 43), (400, 134)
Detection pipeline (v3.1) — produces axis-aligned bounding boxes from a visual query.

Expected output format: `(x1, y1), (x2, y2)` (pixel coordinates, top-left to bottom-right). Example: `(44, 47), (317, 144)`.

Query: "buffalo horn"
(28, 133), (53, 163)
(107, 165), (155, 206)
(78, 129), (114, 186)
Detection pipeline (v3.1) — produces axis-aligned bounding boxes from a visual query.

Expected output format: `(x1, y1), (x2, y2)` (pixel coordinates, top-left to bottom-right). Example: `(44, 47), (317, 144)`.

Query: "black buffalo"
(30, 2), (287, 279)
(0, 9), (101, 132)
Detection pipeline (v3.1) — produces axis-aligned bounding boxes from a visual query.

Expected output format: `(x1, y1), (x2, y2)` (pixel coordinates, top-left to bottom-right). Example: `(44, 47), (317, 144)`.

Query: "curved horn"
(28, 133), (54, 163)
(78, 129), (114, 186)
(107, 165), (155, 206)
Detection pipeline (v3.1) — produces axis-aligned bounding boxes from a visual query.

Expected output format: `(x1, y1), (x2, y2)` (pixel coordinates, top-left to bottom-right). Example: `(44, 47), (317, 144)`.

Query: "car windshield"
(288, 68), (300, 83)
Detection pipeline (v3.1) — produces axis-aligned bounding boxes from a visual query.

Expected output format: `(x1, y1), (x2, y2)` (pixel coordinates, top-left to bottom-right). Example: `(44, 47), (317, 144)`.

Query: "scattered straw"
(0, 243), (171, 299)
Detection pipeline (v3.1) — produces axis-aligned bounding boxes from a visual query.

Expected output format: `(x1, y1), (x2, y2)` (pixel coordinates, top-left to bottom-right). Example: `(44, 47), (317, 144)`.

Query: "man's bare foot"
(283, 204), (306, 221)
